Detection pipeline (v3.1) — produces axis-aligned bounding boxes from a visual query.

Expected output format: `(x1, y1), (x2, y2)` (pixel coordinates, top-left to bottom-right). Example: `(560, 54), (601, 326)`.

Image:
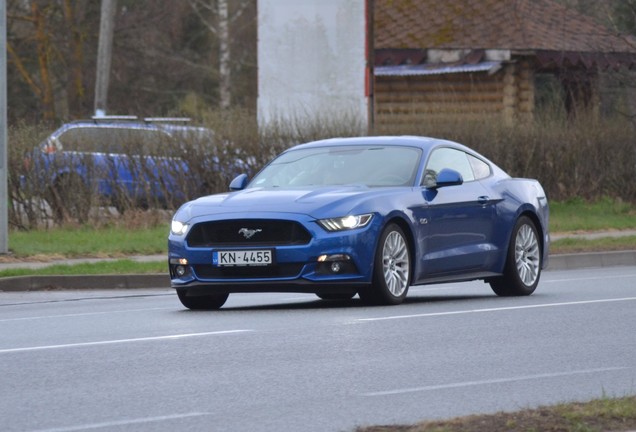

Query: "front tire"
(490, 216), (542, 296)
(359, 223), (411, 305)
(177, 289), (229, 310)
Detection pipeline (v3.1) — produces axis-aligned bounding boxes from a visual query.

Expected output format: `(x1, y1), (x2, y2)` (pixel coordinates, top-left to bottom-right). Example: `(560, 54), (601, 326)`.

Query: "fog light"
(316, 254), (357, 275)
(175, 265), (187, 277)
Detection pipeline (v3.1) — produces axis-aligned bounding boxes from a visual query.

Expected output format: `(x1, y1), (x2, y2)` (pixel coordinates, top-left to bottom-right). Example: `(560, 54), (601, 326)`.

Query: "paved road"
(1, 266), (635, 432)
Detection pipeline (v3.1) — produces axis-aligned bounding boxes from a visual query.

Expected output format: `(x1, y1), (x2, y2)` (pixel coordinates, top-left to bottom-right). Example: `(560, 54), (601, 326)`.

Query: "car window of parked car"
(425, 147), (476, 183)
(56, 127), (173, 155)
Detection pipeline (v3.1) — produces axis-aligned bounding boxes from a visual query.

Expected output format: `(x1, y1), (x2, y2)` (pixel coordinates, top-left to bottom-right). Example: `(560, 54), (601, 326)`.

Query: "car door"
(417, 147), (499, 277)
(109, 127), (176, 207)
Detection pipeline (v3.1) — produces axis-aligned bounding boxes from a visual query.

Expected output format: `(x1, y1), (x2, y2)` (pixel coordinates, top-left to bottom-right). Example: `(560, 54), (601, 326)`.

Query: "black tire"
(490, 216), (542, 296)
(315, 292), (357, 301)
(358, 223), (411, 305)
(177, 289), (229, 310)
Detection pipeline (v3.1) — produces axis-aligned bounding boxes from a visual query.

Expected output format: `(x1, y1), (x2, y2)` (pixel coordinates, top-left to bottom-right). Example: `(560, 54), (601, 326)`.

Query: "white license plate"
(213, 250), (273, 267)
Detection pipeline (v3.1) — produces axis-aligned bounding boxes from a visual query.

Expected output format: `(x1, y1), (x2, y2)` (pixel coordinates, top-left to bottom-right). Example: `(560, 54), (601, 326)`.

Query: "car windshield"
(249, 145), (422, 188)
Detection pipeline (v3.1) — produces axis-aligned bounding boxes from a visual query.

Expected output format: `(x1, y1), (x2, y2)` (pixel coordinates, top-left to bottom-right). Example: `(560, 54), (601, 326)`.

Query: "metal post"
(1, 0), (9, 254)
(94, 0), (117, 117)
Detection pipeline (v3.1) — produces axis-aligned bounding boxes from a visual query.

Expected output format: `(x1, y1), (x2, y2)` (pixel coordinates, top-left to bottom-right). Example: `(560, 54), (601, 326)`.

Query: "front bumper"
(168, 212), (382, 294)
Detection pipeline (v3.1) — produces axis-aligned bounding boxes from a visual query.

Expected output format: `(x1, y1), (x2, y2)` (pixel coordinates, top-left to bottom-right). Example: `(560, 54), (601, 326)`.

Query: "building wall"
(503, 59), (535, 124)
(257, 0), (368, 131)
(374, 62), (535, 130)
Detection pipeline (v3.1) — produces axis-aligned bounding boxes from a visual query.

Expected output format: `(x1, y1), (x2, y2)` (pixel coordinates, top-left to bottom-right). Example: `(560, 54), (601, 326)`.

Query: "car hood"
(175, 186), (398, 221)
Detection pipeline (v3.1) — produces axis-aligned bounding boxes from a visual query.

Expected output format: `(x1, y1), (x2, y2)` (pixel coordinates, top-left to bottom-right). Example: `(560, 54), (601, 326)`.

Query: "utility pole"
(1, 0), (9, 254)
(94, 0), (117, 117)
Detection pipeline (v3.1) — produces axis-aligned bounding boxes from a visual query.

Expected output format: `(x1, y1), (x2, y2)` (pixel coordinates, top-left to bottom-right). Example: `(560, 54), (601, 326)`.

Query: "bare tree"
(598, 0), (636, 128)
(189, 0), (251, 109)
(7, 0), (95, 121)
(6, 0), (257, 122)
(62, 0), (86, 116)
(7, 1), (56, 121)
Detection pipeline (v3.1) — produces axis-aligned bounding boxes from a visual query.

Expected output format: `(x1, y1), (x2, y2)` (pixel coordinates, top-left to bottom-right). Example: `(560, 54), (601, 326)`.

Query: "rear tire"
(177, 289), (229, 310)
(359, 223), (411, 305)
(490, 216), (542, 296)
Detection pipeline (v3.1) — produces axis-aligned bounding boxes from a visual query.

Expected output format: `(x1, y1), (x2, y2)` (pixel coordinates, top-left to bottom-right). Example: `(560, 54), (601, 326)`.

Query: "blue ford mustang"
(169, 136), (549, 309)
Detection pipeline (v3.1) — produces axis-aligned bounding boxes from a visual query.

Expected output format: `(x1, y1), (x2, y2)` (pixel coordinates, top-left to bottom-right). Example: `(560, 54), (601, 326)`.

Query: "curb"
(0, 274), (169, 292)
(547, 250), (636, 270)
(1, 250), (636, 292)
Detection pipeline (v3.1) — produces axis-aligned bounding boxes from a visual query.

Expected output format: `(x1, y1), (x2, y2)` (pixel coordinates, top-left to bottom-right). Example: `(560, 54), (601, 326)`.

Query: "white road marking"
(0, 330), (253, 354)
(31, 412), (210, 432)
(410, 285), (465, 292)
(543, 273), (636, 283)
(361, 367), (629, 397)
(0, 307), (174, 322)
(358, 297), (636, 322)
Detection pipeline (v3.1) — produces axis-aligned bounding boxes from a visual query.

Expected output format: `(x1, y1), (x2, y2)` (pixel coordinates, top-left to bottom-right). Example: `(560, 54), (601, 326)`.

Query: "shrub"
(7, 109), (636, 230)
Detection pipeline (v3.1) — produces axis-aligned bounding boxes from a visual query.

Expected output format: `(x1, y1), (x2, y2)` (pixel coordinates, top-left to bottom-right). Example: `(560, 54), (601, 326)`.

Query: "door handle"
(478, 196), (490, 205)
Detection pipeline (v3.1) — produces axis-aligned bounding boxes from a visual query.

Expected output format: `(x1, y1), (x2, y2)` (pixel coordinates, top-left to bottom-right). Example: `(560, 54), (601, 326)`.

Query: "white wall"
(257, 0), (368, 131)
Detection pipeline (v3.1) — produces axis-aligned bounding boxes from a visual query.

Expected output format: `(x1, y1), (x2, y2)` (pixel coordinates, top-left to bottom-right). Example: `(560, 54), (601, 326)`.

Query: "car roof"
(287, 135), (508, 177)
(290, 135), (466, 153)
(51, 118), (211, 136)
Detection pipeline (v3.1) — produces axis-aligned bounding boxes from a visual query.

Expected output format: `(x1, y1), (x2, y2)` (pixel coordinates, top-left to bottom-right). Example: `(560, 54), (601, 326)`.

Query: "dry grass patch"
(356, 396), (636, 432)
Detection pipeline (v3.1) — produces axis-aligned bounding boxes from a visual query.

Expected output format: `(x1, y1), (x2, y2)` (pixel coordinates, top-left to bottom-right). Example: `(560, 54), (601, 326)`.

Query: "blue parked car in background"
(23, 116), (224, 222)
(169, 135), (550, 310)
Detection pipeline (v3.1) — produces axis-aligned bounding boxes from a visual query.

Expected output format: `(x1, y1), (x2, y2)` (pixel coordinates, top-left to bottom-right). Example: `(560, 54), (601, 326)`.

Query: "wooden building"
(373, 0), (636, 128)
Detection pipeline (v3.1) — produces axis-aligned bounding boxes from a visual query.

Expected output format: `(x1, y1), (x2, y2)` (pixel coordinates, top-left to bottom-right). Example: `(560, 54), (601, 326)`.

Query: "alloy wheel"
(382, 230), (410, 297)
(515, 224), (540, 286)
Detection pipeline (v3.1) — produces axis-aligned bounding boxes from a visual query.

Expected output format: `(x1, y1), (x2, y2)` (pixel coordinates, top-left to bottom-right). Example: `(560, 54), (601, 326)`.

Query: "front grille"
(186, 219), (311, 247)
(193, 263), (304, 279)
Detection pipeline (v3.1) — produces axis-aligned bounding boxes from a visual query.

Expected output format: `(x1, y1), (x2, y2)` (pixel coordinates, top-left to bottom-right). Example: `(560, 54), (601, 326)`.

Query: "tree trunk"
(218, 0), (230, 109)
(32, 2), (55, 122)
(6, 43), (41, 98)
(63, 0), (85, 118)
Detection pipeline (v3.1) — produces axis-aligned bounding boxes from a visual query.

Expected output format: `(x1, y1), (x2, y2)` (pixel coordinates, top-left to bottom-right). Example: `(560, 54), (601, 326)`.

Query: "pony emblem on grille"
(238, 228), (262, 239)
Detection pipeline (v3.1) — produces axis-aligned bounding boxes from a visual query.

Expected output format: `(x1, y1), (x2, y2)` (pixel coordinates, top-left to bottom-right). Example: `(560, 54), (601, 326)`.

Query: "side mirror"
(229, 173), (249, 191)
(433, 168), (463, 188)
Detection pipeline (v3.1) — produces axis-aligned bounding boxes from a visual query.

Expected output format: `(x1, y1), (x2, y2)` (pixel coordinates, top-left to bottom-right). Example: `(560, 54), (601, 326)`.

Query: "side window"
(424, 147), (475, 185)
(57, 128), (104, 152)
(57, 127), (171, 155)
(468, 154), (491, 180)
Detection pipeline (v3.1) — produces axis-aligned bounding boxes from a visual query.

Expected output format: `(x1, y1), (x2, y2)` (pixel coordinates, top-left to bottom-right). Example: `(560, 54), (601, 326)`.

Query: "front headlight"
(317, 214), (373, 232)
(171, 220), (189, 236)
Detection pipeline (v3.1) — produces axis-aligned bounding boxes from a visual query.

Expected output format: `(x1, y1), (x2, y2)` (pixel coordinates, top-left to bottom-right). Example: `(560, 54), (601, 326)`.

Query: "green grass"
(551, 236), (636, 254)
(0, 260), (166, 278)
(550, 197), (636, 232)
(2, 198), (636, 276)
(549, 197), (636, 253)
(8, 225), (169, 258)
(6, 198), (635, 258)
